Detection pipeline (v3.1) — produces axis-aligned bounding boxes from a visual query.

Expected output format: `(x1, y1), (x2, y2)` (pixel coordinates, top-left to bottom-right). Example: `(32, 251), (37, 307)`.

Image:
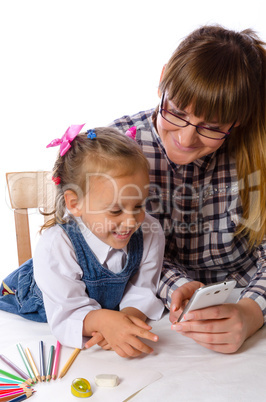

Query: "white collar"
(75, 217), (127, 265)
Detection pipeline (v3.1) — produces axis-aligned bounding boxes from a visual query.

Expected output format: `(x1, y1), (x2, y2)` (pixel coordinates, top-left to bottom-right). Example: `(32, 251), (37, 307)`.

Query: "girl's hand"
(83, 310), (159, 357)
(87, 332), (112, 350)
(171, 297), (264, 354)
(169, 281), (204, 324)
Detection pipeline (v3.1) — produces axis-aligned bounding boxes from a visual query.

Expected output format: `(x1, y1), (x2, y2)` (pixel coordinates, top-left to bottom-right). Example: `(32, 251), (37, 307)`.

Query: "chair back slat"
(6, 171), (56, 265)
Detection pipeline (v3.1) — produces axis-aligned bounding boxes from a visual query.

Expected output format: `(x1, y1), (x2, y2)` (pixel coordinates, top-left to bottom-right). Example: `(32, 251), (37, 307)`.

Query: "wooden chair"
(6, 171), (56, 266)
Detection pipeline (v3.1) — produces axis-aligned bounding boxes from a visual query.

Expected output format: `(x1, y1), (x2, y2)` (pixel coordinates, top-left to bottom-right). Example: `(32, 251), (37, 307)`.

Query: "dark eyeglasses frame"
(159, 93), (235, 140)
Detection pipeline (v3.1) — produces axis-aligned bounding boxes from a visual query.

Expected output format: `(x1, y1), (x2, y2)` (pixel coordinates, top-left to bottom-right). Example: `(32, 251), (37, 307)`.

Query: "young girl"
(111, 25), (266, 353)
(0, 125), (165, 358)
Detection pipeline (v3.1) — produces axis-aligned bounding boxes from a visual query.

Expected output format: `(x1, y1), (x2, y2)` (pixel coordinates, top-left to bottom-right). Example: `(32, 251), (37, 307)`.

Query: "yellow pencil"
(58, 348), (81, 379)
(25, 348), (41, 383)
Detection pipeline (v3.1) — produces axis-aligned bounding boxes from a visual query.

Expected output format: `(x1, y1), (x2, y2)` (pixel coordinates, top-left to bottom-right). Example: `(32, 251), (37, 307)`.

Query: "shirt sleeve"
(237, 238), (266, 323)
(158, 239), (266, 319)
(157, 259), (194, 310)
(119, 213), (165, 319)
(33, 226), (101, 349)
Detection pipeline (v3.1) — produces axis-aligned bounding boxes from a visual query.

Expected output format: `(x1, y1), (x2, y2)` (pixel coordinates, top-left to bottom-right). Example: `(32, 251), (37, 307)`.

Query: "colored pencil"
(0, 387), (23, 389)
(0, 395), (24, 402)
(0, 393), (24, 401)
(45, 345), (54, 382)
(0, 372), (25, 385)
(0, 381), (22, 386)
(16, 345), (36, 384)
(0, 356), (28, 382)
(24, 349), (40, 383)
(0, 389), (27, 397)
(39, 341), (45, 382)
(0, 388), (35, 401)
(0, 386), (28, 390)
(58, 348), (81, 379)
(0, 382), (28, 388)
(51, 341), (61, 380)
(2, 393), (34, 402)
(0, 387), (28, 390)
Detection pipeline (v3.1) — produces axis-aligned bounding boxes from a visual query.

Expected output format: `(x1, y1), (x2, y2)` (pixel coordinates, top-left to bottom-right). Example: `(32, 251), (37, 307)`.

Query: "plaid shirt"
(110, 109), (266, 322)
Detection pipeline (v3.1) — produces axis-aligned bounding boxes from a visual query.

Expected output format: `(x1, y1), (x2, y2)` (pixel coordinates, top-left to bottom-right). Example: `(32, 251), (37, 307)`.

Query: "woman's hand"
(171, 294), (264, 354)
(169, 281), (204, 324)
(83, 309), (159, 358)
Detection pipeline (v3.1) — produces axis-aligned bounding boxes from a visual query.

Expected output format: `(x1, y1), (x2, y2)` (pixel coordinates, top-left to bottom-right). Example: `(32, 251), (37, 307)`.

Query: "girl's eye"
(110, 210), (122, 215)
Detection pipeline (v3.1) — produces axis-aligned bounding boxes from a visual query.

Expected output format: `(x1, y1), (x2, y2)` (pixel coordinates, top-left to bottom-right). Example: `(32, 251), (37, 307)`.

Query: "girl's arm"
(84, 214), (165, 356)
(33, 226), (102, 348)
(83, 308), (158, 357)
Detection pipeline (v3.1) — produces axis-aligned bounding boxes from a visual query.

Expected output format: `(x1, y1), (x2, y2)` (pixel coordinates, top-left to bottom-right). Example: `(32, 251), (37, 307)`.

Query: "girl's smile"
(74, 169), (149, 249)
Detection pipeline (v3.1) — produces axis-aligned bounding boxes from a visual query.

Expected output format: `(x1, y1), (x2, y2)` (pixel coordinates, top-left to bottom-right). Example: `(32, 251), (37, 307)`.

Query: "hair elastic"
(87, 129), (97, 139)
(52, 176), (61, 185)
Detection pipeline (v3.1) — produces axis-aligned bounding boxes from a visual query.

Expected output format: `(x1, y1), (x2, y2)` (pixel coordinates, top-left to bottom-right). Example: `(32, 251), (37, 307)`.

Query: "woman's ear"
(158, 64), (166, 97)
(64, 190), (82, 217)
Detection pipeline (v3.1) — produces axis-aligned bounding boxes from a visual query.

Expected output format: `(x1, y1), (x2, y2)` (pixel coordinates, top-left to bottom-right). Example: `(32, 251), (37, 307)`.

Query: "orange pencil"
(58, 348), (81, 379)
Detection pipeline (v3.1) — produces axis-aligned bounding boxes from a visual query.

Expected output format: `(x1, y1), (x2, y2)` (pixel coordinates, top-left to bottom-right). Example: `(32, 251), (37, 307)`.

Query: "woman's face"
(156, 96), (234, 165)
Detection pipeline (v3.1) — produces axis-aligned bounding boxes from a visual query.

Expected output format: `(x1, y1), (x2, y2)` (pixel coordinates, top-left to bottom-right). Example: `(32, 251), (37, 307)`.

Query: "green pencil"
(46, 345), (54, 382)
(16, 344), (36, 383)
(0, 369), (25, 383)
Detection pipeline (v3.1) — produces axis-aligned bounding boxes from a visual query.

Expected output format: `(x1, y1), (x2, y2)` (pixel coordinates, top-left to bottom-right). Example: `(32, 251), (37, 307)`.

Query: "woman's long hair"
(159, 25), (266, 248)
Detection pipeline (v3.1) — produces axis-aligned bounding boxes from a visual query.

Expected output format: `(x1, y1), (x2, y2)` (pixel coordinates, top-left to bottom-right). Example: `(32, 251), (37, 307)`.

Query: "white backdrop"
(1, 0), (265, 276)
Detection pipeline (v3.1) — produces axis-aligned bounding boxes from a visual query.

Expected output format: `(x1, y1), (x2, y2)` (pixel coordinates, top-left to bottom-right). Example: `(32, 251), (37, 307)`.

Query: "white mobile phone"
(177, 280), (236, 322)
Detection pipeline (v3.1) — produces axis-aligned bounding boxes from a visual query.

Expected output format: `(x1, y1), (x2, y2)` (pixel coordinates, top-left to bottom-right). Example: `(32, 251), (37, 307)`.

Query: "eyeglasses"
(159, 93), (235, 140)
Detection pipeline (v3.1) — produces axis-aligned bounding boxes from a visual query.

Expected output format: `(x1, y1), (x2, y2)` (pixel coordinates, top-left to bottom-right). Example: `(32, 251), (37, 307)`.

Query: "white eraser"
(95, 374), (119, 387)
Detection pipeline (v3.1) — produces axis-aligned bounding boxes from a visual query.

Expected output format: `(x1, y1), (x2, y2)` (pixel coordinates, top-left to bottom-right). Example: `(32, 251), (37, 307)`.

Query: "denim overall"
(0, 219), (143, 322)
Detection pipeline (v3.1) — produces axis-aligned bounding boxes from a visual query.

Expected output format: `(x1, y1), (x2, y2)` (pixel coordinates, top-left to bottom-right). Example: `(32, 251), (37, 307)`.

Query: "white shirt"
(33, 213), (165, 348)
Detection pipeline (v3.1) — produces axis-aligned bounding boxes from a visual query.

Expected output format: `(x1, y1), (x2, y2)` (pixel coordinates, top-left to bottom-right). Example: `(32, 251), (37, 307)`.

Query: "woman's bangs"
(164, 49), (252, 127)
(168, 74), (250, 126)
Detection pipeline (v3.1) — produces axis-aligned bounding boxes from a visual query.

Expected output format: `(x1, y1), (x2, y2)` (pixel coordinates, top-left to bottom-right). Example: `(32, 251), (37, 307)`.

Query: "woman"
(110, 25), (266, 353)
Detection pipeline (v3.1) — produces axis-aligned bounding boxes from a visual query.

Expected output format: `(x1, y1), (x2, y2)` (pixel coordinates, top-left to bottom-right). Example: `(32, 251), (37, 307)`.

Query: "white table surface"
(1, 290), (266, 402)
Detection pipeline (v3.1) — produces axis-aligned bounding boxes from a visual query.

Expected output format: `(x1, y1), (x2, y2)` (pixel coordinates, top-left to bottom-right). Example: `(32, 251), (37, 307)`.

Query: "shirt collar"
(75, 217), (127, 265)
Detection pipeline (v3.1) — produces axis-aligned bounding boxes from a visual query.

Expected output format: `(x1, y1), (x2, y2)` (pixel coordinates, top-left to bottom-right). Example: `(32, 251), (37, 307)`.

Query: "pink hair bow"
(125, 126), (137, 140)
(46, 124), (85, 156)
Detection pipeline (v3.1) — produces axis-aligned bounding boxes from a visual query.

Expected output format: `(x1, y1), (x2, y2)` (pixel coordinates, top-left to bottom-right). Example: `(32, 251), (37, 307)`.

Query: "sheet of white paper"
(1, 341), (162, 402)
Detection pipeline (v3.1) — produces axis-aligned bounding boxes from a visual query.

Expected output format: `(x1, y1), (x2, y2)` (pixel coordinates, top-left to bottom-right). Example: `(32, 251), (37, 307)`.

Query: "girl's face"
(78, 169), (149, 249)
(156, 97), (233, 165)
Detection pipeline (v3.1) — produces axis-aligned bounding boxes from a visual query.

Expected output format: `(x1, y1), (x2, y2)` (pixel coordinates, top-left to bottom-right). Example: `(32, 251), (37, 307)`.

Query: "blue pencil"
(0, 384), (26, 391)
(0, 377), (23, 384)
(39, 341), (45, 382)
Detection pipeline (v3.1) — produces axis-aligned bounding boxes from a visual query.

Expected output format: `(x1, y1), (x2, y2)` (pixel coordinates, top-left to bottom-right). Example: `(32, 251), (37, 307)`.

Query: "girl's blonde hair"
(42, 127), (149, 230)
(159, 25), (266, 248)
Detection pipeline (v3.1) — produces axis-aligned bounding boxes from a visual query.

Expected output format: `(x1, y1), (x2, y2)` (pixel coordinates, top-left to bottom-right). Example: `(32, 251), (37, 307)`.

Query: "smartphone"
(177, 280), (236, 322)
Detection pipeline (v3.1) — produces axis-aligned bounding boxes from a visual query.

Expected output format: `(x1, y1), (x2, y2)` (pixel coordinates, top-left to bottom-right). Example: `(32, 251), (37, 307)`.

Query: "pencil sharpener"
(71, 378), (92, 398)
